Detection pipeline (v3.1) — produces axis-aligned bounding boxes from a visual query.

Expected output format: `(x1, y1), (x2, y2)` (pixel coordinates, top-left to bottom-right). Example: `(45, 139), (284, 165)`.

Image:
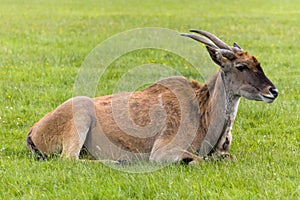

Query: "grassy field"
(0, 0), (299, 199)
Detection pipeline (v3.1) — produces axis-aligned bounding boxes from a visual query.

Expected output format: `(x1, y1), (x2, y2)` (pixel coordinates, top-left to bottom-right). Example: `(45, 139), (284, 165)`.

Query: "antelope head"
(182, 30), (278, 103)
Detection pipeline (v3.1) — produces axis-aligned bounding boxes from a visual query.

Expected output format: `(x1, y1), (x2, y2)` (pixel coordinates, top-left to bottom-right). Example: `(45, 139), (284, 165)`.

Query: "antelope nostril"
(269, 87), (278, 98)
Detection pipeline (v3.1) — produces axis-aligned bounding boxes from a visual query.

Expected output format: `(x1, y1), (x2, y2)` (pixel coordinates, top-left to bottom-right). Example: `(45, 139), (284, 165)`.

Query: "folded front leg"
(149, 136), (202, 164)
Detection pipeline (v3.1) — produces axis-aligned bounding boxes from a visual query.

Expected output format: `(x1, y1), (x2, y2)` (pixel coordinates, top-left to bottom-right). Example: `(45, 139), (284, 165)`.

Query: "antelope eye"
(236, 64), (248, 71)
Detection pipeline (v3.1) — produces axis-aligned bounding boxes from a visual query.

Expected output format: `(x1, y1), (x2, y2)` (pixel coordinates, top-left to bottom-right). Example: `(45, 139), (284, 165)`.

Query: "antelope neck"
(199, 71), (240, 156)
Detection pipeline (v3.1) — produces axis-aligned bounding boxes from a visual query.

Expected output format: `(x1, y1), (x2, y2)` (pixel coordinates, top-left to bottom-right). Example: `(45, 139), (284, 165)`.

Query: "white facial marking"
(262, 93), (275, 99)
(259, 93), (275, 103)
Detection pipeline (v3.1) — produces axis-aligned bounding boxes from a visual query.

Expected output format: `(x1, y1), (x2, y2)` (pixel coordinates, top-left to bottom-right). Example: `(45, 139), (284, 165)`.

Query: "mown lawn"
(0, 0), (299, 199)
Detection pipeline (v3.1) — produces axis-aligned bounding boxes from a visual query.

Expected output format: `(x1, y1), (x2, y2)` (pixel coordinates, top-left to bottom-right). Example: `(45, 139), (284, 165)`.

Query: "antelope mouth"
(260, 93), (276, 103)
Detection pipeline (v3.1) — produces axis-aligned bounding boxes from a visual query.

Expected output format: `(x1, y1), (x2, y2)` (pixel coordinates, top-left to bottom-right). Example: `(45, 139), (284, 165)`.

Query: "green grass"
(0, 0), (299, 199)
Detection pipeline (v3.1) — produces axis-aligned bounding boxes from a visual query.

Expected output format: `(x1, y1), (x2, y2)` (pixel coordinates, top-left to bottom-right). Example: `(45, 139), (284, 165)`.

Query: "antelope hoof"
(188, 156), (203, 165)
(188, 159), (202, 165)
(221, 153), (236, 160)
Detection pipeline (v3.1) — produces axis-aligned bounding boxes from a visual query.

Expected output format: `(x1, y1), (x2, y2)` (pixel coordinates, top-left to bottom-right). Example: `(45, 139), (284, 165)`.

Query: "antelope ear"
(206, 46), (237, 66)
(206, 46), (221, 66)
(233, 42), (243, 52)
(233, 42), (242, 50)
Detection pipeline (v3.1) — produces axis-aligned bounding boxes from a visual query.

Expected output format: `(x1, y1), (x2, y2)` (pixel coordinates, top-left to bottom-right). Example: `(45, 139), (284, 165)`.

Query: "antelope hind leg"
(61, 125), (89, 159)
(61, 97), (95, 159)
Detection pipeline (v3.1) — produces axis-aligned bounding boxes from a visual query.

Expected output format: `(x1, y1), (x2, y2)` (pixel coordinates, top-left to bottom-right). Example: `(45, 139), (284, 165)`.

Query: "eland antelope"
(26, 30), (278, 164)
